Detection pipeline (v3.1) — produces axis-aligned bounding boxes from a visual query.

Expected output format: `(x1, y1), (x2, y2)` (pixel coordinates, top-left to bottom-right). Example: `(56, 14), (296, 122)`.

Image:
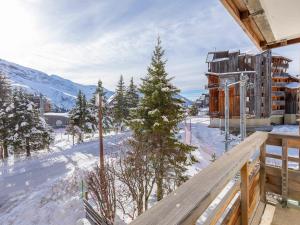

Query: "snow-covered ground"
(0, 118), (299, 225)
(0, 131), (129, 225)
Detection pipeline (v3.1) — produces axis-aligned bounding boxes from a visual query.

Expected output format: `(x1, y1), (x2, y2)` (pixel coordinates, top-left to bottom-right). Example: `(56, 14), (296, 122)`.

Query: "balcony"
(272, 82), (287, 87)
(272, 110), (285, 115)
(272, 91), (285, 97)
(206, 83), (219, 89)
(272, 100), (285, 106)
(130, 132), (300, 225)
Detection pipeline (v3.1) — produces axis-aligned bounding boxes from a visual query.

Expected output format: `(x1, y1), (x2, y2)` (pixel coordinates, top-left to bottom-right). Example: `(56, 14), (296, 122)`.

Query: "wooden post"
(84, 191), (88, 200)
(241, 162), (249, 225)
(282, 139), (288, 207)
(98, 94), (104, 170)
(260, 143), (266, 203)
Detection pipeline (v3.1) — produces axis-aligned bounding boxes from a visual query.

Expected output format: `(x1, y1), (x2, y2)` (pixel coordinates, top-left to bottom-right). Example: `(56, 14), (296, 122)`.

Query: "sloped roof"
(221, 0), (300, 50)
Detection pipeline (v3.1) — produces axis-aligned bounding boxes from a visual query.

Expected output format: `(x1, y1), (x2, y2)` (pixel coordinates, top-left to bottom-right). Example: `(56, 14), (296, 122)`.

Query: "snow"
(148, 109), (159, 116)
(285, 82), (300, 89)
(0, 131), (130, 225)
(0, 58), (113, 110)
(1, 116), (298, 225)
(44, 112), (69, 117)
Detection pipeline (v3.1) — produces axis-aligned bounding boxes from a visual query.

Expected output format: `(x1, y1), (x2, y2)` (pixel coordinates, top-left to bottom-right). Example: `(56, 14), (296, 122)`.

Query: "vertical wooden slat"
(260, 143), (266, 203)
(241, 162), (249, 225)
(282, 139), (288, 207)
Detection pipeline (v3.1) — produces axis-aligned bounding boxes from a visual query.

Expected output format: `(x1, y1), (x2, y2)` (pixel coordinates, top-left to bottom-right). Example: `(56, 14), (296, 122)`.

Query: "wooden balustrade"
(130, 132), (300, 225)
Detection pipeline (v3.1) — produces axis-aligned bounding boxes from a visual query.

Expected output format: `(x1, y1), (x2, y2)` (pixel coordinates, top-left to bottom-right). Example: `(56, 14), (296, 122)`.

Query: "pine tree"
(89, 80), (112, 133)
(189, 102), (199, 116)
(9, 89), (53, 156)
(129, 38), (196, 201)
(112, 75), (128, 130)
(126, 77), (139, 118)
(68, 90), (95, 143)
(0, 73), (12, 158)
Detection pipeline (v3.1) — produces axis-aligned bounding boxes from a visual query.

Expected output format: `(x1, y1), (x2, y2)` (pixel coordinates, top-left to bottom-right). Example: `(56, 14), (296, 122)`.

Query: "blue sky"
(0, 0), (299, 100)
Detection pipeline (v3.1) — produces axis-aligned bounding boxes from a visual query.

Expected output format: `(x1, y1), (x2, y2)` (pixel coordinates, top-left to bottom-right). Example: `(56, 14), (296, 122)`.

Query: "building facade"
(206, 50), (272, 120)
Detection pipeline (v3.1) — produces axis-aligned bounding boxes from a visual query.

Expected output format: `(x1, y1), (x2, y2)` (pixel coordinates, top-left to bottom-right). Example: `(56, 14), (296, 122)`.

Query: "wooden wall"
(206, 50), (272, 119)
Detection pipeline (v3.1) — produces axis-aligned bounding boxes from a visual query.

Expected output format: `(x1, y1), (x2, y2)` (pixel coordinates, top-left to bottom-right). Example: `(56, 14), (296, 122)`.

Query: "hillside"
(0, 59), (113, 110)
(0, 58), (192, 110)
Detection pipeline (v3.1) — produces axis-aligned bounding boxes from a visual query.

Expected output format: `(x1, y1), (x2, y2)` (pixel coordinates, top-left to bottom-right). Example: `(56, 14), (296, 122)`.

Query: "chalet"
(32, 94), (52, 114)
(271, 55), (300, 124)
(206, 50), (272, 131)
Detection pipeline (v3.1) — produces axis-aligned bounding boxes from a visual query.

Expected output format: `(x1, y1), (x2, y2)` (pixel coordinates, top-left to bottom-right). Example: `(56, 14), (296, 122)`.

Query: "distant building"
(32, 94), (51, 114)
(205, 50), (272, 131)
(195, 93), (209, 108)
(271, 55), (300, 124)
(44, 113), (69, 128)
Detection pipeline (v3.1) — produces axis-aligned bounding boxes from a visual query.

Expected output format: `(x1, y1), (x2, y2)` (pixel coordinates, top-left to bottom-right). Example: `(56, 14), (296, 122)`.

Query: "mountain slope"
(0, 59), (113, 110)
(0, 58), (192, 110)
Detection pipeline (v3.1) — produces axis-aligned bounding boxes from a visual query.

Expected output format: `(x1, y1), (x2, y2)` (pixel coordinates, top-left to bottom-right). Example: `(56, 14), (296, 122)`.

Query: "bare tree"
(113, 139), (155, 218)
(86, 164), (116, 223)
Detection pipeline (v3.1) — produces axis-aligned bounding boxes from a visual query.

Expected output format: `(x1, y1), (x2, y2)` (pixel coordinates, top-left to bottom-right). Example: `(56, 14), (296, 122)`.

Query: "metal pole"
(240, 73), (246, 141)
(225, 80), (230, 151)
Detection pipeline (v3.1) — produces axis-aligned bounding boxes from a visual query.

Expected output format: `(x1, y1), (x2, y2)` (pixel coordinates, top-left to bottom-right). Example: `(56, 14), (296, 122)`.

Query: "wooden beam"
(203, 183), (240, 225)
(220, 0), (263, 50)
(220, 0), (300, 50)
(265, 166), (300, 201)
(263, 37), (300, 50)
(260, 143), (266, 203)
(282, 139), (288, 207)
(241, 162), (250, 225)
(265, 153), (300, 163)
(267, 133), (300, 148)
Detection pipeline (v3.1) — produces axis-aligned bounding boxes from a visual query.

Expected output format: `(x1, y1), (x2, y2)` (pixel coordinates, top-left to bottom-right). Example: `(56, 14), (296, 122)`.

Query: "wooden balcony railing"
(272, 100), (285, 106)
(130, 132), (300, 225)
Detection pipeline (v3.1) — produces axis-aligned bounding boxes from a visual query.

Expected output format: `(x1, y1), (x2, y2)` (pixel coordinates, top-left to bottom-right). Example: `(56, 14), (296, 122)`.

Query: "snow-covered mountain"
(0, 58), (192, 110)
(0, 59), (113, 110)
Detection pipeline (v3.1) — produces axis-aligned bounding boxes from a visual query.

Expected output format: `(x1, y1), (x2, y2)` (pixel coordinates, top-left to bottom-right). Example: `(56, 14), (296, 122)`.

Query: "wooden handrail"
(130, 132), (268, 225)
(267, 133), (300, 148)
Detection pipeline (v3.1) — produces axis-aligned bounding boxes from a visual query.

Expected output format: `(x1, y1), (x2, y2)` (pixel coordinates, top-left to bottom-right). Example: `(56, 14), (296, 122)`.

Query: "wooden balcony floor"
(260, 204), (300, 225)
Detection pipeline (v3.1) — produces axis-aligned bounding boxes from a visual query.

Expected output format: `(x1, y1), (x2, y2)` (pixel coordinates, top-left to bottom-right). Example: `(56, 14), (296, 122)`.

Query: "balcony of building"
(130, 132), (300, 225)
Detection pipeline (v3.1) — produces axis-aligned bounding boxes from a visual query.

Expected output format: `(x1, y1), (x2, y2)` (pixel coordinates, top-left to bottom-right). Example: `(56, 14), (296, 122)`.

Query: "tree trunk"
(156, 161), (164, 201)
(0, 145), (3, 160)
(26, 138), (31, 157)
(3, 142), (8, 158)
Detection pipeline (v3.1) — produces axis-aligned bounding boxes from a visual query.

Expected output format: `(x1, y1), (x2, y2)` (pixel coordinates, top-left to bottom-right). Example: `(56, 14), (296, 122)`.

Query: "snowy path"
(0, 132), (129, 225)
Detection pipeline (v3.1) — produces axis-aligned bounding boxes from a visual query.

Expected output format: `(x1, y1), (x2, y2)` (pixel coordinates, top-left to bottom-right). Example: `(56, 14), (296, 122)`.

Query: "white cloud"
(0, 0), (299, 99)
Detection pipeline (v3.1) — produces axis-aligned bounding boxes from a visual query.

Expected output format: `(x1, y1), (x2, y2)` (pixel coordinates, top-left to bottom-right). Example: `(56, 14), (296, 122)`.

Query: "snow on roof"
(44, 112), (69, 117)
(285, 82), (300, 89)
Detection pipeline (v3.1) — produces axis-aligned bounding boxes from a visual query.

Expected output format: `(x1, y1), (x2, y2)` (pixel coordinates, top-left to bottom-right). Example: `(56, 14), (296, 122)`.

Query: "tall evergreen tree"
(68, 90), (95, 143)
(189, 102), (199, 116)
(112, 75), (128, 130)
(9, 89), (52, 156)
(126, 77), (139, 114)
(129, 38), (196, 201)
(89, 80), (112, 133)
(0, 73), (12, 158)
